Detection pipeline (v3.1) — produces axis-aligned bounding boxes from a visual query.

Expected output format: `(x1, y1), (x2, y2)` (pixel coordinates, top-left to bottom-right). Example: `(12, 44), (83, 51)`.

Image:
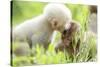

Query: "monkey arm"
(31, 32), (51, 49)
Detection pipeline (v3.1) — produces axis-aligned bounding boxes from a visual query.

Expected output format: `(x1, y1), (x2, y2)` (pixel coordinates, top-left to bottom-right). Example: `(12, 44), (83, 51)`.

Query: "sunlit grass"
(12, 36), (97, 66)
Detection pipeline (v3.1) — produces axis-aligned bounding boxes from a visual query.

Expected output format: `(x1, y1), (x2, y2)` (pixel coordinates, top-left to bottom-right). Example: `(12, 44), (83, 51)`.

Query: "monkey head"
(43, 3), (72, 32)
(62, 21), (80, 46)
(55, 21), (81, 55)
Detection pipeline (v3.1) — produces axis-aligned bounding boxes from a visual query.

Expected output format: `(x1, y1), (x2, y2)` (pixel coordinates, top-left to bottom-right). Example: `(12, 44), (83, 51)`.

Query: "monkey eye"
(63, 30), (67, 35)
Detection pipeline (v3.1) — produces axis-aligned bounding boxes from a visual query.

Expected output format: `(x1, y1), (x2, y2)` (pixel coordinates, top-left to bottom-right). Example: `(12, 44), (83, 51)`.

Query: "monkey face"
(62, 29), (72, 46)
(61, 22), (80, 46)
(50, 18), (65, 32)
(56, 21), (81, 55)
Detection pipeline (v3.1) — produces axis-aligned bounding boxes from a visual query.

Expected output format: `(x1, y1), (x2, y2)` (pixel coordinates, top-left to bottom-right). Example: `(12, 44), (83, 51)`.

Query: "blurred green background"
(11, 1), (97, 66)
(12, 1), (89, 30)
(12, 1), (47, 26)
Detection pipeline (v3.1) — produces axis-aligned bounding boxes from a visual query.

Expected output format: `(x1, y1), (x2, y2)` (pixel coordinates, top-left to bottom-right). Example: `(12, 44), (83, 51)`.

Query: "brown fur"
(55, 21), (81, 55)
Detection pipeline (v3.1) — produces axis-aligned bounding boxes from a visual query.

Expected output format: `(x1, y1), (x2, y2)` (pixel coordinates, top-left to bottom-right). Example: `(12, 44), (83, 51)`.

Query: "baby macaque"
(55, 21), (81, 55)
(12, 3), (72, 56)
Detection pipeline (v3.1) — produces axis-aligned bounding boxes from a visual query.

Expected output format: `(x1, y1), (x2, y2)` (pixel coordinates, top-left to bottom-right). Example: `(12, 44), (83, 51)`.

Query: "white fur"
(44, 3), (72, 26)
(13, 3), (72, 48)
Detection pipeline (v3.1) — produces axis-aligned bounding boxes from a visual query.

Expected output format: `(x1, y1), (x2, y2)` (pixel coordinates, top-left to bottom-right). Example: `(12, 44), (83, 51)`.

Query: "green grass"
(12, 37), (97, 66)
(11, 1), (97, 66)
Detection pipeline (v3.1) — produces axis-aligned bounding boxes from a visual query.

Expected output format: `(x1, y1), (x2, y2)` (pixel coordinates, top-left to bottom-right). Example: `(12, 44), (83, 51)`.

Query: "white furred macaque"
(13, 3), (72, 51)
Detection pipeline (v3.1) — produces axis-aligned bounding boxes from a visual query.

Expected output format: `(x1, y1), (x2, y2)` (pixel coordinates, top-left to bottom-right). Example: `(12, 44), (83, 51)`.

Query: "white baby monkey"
(13, 3), (72, 49)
